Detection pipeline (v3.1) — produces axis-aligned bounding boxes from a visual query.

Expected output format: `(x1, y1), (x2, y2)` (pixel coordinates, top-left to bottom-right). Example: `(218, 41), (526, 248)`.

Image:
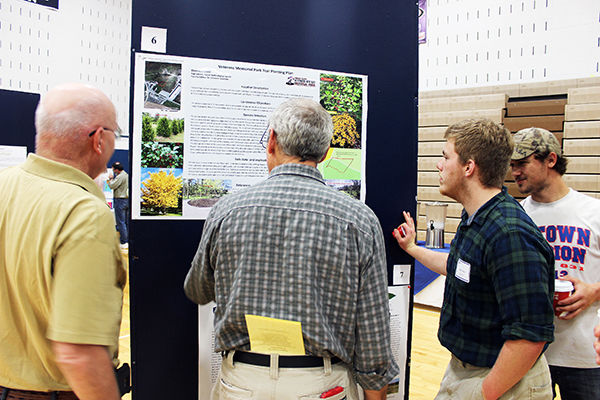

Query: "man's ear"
(464, 159), (476, 177)
(91, 128), (103, 155)
(266, 129), (277, 155)
(546, 152), (558, 168)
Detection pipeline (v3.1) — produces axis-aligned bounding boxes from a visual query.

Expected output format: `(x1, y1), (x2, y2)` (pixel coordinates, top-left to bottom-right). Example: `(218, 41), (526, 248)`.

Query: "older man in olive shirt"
(0, 83), (125, 400)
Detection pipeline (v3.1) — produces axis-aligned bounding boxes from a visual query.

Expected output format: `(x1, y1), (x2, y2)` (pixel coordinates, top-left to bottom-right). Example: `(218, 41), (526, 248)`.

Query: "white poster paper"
(0, 145), (27, 170)
(197, 303), (220, 400)
(132, 53), (367, 219)
(387, 285), (410, 399)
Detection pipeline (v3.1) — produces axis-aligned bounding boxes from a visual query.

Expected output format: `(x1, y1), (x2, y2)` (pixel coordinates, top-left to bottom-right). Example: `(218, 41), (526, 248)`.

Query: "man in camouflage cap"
(511, 126), (600, 399)
(512, 126), (563, 162)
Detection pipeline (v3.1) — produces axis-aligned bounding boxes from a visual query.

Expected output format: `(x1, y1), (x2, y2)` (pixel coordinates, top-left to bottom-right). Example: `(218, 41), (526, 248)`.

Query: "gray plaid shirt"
(184, 163), (398, 389)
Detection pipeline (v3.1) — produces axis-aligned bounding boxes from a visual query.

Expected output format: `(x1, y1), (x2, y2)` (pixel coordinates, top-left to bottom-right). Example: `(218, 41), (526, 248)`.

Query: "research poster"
(132, 53), (367, 219)
(387, 285), (410, 399)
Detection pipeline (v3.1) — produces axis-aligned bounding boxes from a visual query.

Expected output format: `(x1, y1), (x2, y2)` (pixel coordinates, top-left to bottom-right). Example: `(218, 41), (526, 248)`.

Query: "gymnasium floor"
(408, 306), (450, 399)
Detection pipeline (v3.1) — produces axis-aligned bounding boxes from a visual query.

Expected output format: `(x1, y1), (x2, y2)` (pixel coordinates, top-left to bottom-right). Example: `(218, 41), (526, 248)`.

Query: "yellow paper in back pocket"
(244, 314), (305, 355)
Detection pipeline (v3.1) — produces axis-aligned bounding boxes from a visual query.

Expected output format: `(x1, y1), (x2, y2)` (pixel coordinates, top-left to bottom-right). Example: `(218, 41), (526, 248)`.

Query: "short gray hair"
(34, 86), (113, 154)
(268, 98), (333, 162)
(35, 105), (94, 142)
(35, 98), (103, 140)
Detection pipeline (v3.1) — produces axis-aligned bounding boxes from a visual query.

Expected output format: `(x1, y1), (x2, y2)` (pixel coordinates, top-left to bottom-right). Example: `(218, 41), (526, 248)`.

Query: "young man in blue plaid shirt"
(394, 119), (555, 399)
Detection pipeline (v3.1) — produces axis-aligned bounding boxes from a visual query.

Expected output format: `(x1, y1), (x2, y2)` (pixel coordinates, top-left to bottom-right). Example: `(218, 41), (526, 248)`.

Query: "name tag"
(455, 258), (471, 283)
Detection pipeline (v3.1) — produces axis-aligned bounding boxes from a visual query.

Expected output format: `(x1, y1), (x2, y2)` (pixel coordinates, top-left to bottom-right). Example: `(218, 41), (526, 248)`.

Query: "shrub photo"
(142, 112), (184, 143)
(141, 142), (183, 169)
(326, 179), (361, 200)
(183, 178), (231, 208)
(331, 113), (359, 148)
(140, 169), (183, 216)
(319, 74), (363, 149)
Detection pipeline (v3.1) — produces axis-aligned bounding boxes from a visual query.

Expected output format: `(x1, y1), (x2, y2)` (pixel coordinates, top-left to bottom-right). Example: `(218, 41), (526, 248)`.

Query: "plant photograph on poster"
(144, 61), (182, 111)
(319, 74), (363, 149)
(142, 112), (184, 143)
(141, 142), (183, 169)
(324, 179), (361, 200)
(140, 168), (183, 216)
(183, 178), (231, 208)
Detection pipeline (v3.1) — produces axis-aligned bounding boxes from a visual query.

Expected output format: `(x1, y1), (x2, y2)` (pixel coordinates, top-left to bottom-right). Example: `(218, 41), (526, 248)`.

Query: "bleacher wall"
(417, 78), (600, 243)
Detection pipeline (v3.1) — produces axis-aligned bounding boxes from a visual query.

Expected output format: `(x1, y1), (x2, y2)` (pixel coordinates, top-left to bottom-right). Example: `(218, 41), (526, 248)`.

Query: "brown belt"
(0, 386), (78, 400)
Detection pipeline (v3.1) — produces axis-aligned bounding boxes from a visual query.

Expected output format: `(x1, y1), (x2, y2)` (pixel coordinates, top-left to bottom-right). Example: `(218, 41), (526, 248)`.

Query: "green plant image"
(171, 118), (182, 135)
(141, 142), (183, 168)
(156, 117), (171, 138)
(183, 179), (230, 208)
(320, 74), (363, 149)
(320, 74), (363, 115)
(141, 170), (182, 215)
(183, 179), (229, 199)
(331, 113), (359, 148)
(339, 180), (361, 199)
(142, 114), (155, 142)
(141, 113), (184, 143)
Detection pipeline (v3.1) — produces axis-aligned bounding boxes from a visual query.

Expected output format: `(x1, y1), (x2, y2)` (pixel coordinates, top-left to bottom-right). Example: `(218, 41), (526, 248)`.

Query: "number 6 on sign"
(141, 26), (167, 53)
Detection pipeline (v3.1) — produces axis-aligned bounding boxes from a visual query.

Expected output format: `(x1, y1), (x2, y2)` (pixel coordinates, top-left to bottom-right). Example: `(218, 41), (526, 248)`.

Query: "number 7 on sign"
(393, 265), (410, 285)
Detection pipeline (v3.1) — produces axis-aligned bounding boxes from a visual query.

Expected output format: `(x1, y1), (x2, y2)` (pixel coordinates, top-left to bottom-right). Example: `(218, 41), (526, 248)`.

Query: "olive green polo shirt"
(0, 154), (125, 391)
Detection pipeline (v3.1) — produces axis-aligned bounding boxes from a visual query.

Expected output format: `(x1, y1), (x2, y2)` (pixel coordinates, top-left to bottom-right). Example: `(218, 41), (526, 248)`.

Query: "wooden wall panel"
(568, 87), (600, 105)
(564, 121), (600, 138)
(566, 157), (600, 174)
(565, 104), (600, 121)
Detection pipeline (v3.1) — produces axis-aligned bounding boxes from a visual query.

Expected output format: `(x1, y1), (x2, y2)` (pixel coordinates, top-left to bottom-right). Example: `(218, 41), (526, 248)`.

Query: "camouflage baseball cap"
(511, 127), (562, 160)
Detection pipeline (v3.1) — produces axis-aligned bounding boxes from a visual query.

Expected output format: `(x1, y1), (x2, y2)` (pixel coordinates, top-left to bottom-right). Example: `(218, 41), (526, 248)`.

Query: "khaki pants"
(211, 351), (359, 400)
(435, 354), (552, 400)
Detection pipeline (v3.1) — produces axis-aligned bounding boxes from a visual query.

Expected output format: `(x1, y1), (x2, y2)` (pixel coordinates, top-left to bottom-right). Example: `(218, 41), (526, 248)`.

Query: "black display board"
(0, 87), (127, 167)
(130, 2), (418, 399)
(0, 89), (39, 154)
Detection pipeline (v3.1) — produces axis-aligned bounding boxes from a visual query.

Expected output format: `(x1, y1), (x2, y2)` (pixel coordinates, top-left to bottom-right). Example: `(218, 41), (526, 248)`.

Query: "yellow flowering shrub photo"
(331, 113), (359, 148)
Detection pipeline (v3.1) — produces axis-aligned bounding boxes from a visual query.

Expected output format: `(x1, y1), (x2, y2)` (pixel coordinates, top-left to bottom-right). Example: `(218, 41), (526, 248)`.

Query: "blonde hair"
(445, 119), (514, 188)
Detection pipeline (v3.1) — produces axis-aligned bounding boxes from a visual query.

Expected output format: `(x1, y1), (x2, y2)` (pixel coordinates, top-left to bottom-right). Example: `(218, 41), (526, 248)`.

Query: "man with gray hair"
(184, 98), (398, 400)
(511, 127), (600, 399)
(0, 83), (126, 400)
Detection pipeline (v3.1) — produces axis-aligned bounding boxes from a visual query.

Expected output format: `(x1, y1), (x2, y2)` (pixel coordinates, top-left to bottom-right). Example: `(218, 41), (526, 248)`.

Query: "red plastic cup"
(398, 226), (406, 238)
(553, 280), (574, 317)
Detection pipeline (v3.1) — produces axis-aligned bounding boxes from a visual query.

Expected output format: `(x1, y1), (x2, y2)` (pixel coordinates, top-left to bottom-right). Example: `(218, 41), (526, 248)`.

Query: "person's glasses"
(88, 126), (122, 139)
(260, 127), (270, 149)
